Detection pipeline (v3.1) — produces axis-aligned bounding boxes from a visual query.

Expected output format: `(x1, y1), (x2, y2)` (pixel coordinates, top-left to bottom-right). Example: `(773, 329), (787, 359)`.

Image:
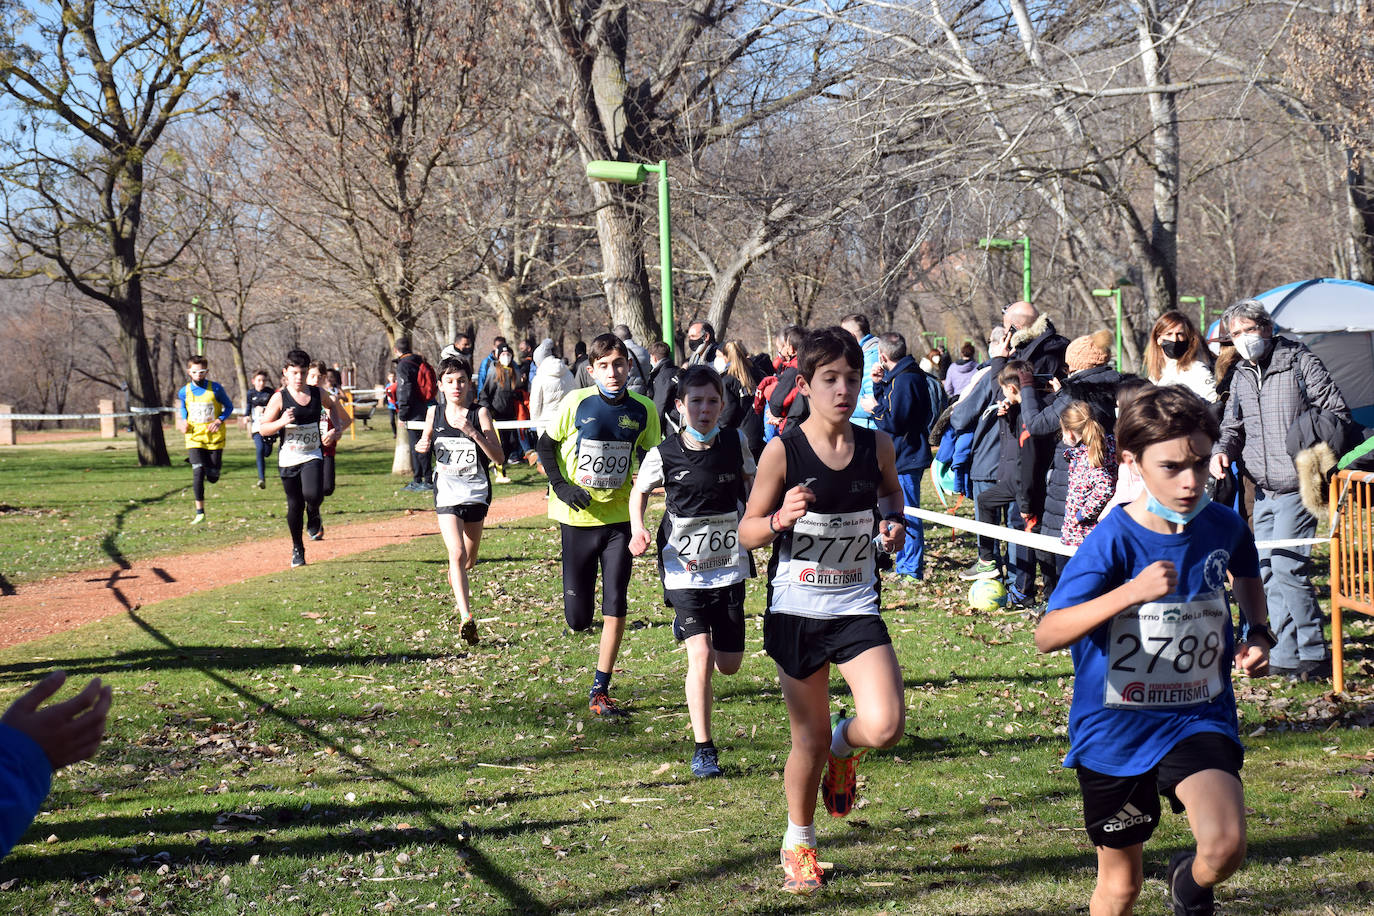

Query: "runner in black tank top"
(415, 357), (505, 645)
(738, 327), (909, 895)
(630, 366), (755, 778)
(256, 350), (349, 568)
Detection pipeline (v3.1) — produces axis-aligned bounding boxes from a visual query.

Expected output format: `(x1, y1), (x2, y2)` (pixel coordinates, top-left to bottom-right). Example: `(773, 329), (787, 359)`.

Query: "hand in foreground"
(628, 529), (652, 557)
(1129, 560), (1177, 604)
(1, 672), (112, 771)
(1209, 453), (1229, 480)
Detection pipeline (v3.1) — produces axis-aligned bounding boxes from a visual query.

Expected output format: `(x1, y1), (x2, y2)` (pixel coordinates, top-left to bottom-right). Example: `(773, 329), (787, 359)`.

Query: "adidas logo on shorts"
(1101, 802), (1153, 833)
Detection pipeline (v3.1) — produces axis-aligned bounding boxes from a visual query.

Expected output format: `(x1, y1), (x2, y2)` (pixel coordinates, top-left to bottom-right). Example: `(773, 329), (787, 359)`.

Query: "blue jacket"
(872, 356), (933, 472)
(852, 334), (881, 429)
(950, 367), (1002, 483)
(0, 724), (51, 860)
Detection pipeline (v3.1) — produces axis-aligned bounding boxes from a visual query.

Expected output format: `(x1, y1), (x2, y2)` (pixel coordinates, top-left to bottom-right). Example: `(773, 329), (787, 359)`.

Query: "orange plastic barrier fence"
(1330, 469), (1374, 694)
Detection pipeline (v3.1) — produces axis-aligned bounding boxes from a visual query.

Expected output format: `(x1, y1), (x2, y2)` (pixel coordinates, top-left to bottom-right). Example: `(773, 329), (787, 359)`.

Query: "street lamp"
(1179, 295), (1207, 330)
(977, 235), (1032, 303)
(1092, 287), (1125, 368)
(187, 296), (204, 356)
(585, 159), (675, 358)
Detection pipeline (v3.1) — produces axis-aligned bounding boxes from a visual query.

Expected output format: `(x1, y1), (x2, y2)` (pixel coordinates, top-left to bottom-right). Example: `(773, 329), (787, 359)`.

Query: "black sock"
(694, 740), (715, 752)
(590, 669), (612, 697)
(1173, 855), (1214, 910)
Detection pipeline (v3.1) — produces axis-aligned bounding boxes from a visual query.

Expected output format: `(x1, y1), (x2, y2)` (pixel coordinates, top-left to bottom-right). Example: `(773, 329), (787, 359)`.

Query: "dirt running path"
(0, 489), (550, 650)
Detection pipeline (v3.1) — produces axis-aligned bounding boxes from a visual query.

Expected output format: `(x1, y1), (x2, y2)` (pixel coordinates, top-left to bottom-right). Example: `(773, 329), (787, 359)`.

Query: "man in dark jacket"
(1211, 299), (1350, 680)
(647, 341), (676, 428)
(872, 332), (933, 580)
(393, 335), (433, 491)
(987, 300), (1069, 381)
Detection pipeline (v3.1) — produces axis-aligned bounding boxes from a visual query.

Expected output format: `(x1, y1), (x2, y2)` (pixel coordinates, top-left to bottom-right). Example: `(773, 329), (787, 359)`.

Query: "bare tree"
(0, 0), (246, 464)
(524, 0), (860, 343)
(237, 0), (505, 346)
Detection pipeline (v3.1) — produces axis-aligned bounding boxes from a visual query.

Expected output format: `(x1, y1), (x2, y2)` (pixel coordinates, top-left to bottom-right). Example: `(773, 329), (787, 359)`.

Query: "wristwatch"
(1243, 622), (1276, 648)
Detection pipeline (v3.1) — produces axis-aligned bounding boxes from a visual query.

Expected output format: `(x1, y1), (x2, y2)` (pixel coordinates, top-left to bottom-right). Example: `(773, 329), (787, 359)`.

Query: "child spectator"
(1059, 401), (1118, 547)
(1102, 377), (1153, 517)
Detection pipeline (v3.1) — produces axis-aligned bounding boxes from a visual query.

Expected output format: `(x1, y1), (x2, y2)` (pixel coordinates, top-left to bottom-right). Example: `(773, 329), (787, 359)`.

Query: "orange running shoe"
(821, 744), (868, 817)
(780, 843), (823, 895)
(588, 689), (627, 718)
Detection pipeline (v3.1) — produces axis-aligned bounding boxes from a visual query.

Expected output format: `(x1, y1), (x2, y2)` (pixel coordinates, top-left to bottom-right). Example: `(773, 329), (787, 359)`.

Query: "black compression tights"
(560, 522), (632, 630)
(188, 448), (223, 502)
(281, 462), (324, 549)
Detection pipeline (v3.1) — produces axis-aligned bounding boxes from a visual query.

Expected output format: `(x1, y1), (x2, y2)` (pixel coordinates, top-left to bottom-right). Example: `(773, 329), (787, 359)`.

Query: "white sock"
(830, 716), (855, 758)
(782, 818), (816, 851)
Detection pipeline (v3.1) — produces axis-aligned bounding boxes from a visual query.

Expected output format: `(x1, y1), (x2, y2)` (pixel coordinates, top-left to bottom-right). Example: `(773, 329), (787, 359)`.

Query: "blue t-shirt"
(1046, 502), (1260, 776)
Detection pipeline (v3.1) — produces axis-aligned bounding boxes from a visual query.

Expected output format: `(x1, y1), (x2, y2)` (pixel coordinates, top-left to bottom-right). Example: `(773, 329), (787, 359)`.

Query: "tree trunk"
(229, 332), (250, 410)
(1344, 150), (1374, 282)
(590, 180), (657, 342)
(482, 272), (540, 342)
(113, 296), (170, 466)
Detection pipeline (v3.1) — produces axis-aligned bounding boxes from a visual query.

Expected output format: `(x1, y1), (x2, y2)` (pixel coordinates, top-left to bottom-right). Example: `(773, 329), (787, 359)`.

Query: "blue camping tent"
(1251, 278), (1374, 427)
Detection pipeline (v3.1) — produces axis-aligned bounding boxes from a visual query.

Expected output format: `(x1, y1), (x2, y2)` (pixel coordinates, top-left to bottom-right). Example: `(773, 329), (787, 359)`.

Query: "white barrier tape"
(905, 506), (1329, 556)
(491, 420), (546, 431)
(904, 506), (1076, 556)
(0, 408), (175, 421)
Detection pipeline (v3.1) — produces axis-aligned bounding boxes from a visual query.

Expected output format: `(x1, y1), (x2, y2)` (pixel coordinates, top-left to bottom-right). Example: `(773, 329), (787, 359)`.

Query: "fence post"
(0, 404), (12, 446)
(99, 399), (116, 438)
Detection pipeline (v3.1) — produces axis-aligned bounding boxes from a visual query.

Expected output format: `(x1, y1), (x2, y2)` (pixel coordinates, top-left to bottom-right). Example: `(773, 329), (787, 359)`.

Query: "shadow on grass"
(95, 485), (188, 607)
(0, 646), (449, 682)
(0, 611), (553, 911)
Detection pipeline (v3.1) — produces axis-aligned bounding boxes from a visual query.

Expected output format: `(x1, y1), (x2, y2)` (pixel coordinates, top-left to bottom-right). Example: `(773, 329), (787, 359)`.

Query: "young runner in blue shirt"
(1035, 386), (1275, 916)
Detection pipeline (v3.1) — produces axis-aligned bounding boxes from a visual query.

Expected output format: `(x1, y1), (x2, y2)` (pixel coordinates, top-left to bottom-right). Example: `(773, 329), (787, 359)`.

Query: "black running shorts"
(763, 612), (891, 681)
(665, 583), (746, 653)
(1077, 731), (1243, 848)
(436, 503), (490, 523)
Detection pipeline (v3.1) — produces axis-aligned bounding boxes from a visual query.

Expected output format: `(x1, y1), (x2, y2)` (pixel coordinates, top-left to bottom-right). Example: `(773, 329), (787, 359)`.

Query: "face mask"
(687, 337), (702, 351)
(596, 381), (622, 399)
(1160, 339), (1188, 360)
(713, 354), (728, 373)
(1232, 333), (1271, 363)
(684, 424), (720, 444)
(458, 348), (473, 360)
(499, 354), (512, 366)
(1142, 483), (1211, 527)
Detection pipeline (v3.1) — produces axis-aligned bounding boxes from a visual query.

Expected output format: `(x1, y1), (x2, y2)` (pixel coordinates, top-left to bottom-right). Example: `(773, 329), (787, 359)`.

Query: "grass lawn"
(0, 473), (1371, 914)
(0, 426), (547, 587)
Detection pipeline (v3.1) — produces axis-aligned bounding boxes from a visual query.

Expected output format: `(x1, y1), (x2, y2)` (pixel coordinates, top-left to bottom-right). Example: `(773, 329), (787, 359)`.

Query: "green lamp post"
(977, 235), (1032, 303)
(187, 296), (204, 356)
(1092, 287), (1125, 368)
(1179, 295), (1207, 330)
(585, 159), (675, 359)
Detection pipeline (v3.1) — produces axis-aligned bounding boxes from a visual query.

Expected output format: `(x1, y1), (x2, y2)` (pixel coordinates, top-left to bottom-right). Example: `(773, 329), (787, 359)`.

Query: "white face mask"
(713, 354), (728, 374)
(499, 354), (512, 366)
(1232, 333), (1270, 363)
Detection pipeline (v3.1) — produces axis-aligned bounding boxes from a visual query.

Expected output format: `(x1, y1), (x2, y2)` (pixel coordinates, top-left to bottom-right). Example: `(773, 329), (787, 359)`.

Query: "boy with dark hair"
(175, 356), (234, 524)
(242, 369), (276, 489)
(537, 332), (662, 716)
(257, 349), (351, 567)
(417, 357), (505, 644)
(740, 327), (908, 895)
(1036, 385), (1273, 916)
(630, 365), (755, 777)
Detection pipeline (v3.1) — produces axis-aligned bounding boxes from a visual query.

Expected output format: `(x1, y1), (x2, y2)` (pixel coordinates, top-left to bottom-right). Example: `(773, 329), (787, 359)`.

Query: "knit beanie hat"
(1065, 330), (1113, 372)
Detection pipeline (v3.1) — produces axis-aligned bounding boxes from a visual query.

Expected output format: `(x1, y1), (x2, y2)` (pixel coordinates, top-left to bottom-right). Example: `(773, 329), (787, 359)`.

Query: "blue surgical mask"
(596, 382), (622, 400)
(683, 424), (720, 444)
(1143, 484), (1210, 526)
